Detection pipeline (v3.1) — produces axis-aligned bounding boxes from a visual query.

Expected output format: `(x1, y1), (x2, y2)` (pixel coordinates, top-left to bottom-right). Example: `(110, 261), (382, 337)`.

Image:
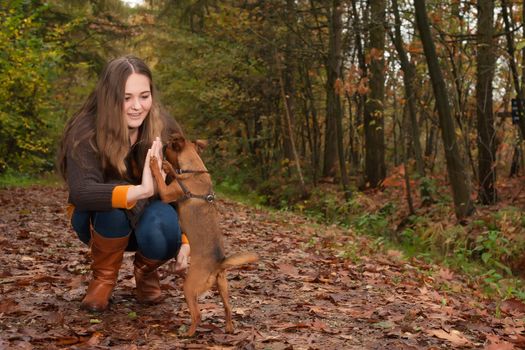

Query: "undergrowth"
(260, 182), (525, 302)
(0, 169), (62, 188)
(302, 188), (525, 301)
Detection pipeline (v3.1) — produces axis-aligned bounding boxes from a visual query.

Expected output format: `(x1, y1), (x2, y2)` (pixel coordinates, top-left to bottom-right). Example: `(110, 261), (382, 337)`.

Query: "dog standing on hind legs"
(150, 133), (258, 337)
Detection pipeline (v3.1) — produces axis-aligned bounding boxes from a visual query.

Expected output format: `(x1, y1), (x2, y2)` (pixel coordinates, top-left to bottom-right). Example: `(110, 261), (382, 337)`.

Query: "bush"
(0, 1), (65, 175)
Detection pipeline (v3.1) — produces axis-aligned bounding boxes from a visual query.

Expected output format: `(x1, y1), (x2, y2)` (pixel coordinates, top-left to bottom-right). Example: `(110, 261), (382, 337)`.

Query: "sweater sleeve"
(66, 141), (134, 211)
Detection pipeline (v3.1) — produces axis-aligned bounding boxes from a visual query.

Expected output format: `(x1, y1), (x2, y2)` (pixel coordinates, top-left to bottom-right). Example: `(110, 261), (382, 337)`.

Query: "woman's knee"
(140, 201), (181, 235)
(92, 209), (131, 238)
(136, 201), (181, 260)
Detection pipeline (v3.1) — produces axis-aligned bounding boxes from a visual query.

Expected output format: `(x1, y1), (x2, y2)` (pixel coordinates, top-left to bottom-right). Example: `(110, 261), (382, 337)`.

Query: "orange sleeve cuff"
(66, 204), (75, 221)
(181, 233), (189, 245)
(112, 185), (136, 209)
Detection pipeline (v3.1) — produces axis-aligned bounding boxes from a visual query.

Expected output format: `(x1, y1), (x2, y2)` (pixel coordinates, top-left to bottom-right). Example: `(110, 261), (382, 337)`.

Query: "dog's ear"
(170, 133), (186, 152)
(195, 139), (208, 153)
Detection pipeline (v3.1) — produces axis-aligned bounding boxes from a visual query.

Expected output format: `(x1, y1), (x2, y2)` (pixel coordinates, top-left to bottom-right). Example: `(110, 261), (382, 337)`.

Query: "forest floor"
(1, 186), (525, 349)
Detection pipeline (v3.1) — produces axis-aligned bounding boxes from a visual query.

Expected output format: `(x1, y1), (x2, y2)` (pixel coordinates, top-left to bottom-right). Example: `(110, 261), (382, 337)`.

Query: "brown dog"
(150, 133), (258, 337)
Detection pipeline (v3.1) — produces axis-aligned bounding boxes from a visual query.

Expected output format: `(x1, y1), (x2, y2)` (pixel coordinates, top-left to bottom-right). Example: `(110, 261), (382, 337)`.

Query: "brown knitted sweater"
(65, 139), (140, 211)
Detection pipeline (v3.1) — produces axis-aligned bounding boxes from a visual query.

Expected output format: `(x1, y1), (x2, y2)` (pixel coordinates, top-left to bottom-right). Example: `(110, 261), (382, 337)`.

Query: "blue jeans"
(71, 200), (181, 260)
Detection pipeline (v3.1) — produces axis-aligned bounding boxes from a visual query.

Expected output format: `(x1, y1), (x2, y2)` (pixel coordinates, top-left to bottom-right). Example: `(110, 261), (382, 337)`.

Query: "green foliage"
(336, 241), (363, 263)
(153, 23), (267, 133)
(391, 211), (525, 298)
(0, 169), (62, 188)
(354, 210), (391, 236)
(215, 177), (267, 207)
(419, 176), (438, 203)
(290, 188), (355, 226)
(0, 0), (65, 174)
(473, 230), (513, 275)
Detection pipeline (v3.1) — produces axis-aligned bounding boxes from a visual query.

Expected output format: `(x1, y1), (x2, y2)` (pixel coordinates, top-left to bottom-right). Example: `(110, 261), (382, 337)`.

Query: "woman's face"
(123, 73), (152, 130)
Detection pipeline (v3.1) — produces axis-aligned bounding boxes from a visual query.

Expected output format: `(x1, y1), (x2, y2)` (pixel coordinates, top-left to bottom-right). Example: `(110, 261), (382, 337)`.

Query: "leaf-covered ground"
(1, 186), (524, 349)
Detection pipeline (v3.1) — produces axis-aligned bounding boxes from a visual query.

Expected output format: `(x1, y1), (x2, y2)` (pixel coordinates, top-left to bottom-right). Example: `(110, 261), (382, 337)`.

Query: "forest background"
(3, 0), (525, 300)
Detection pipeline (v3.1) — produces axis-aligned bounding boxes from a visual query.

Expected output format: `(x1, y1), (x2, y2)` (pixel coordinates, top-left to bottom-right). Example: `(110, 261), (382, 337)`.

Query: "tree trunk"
(346, 92), (360, 175)
(277, 53), (308, 197)
(350, 0), (366, 178)
(402, 105), (416, 215)
(322, 0), (341, 178)
(502, 0), (525, 176)
(522, 2), (525, 100)
(325, 0), (350, 197)
(414, 0), (474, 220)
(476, 0), (497, 204)
(502, 0), (525, 134)
(301, 62), (321, 184)
(282, 0), (297, 163)
(364, 0), (386, 188)
(390, 0), (430, 201)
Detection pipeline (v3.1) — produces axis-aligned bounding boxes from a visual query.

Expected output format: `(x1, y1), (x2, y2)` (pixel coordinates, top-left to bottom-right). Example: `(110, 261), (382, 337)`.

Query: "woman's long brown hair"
(58, 55), (172, 180)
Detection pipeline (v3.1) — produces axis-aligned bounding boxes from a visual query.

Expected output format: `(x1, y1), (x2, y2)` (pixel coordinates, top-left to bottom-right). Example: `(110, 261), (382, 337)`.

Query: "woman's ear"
(195, 139), (208, 153)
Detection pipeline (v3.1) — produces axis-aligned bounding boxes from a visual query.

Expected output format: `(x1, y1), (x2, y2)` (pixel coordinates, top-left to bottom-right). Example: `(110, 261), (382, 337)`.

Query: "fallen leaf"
(55, 336), (82, 346)
(485, 341), (515, 350)
(427, 329), (471, 347)
(510, 334), (525, 347)
(437, 268), (455, 281)
(85, 331), (103, 346)
(0, 298), (18, 314)
(277, 263), (299, 277)
(501, 299), (525, 316)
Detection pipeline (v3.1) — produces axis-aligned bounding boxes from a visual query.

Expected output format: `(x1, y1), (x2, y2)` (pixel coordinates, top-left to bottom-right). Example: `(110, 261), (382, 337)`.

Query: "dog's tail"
(221, 252), (259, 269)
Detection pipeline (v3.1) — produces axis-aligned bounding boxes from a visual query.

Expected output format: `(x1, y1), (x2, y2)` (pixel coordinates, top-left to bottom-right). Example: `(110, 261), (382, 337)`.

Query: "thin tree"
(322, 0), (340, 178)
(364, 0), (386, 188)
(325, 0), (351, 198)
(349, 0), (367, 176)
(501, 0), (525, 176)
(414, 0), (474, 219)
(277, 52), (308, 197)
(282, 0), (298, 164)
(300, 61), (321, 184)
(476, 0), (497, 204)
(389, 0), (430, 203)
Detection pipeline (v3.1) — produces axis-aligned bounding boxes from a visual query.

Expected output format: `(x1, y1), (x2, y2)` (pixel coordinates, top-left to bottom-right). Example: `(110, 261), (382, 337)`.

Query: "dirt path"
(0, 186), (523, 349)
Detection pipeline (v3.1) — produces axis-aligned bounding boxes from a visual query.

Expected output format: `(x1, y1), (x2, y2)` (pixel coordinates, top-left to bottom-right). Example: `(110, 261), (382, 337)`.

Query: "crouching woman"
(57, 55), (190, 311)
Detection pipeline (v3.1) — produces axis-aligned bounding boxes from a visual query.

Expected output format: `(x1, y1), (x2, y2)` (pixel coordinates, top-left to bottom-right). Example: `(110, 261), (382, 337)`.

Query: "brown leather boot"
(134, 252), (166, 304)
(81, 230), (129, 312)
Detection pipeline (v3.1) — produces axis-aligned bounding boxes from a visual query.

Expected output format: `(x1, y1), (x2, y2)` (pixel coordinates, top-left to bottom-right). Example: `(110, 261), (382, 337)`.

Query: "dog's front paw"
(150, 156), (161, 176)
(162, 160), (175, 175)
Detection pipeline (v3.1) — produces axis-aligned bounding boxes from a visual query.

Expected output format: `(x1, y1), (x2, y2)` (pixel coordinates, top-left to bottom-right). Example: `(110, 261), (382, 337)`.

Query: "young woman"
(58, 55), (190, 312)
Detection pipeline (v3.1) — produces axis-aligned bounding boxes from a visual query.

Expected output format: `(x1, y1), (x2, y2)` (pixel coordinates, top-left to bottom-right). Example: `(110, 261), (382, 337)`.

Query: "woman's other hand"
(173, 244), (190, 274)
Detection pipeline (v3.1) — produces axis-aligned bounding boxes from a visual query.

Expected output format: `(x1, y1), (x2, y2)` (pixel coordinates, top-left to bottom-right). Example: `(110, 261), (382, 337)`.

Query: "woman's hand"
(152, 137), (166, 181)
(127, 137), (163, 202)
(173, 243), (190, 274)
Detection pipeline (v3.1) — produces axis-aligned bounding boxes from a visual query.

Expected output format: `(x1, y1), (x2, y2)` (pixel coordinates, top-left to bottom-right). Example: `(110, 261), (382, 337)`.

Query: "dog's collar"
(174, 168), (209, 175)
(173, 170), (215, 203)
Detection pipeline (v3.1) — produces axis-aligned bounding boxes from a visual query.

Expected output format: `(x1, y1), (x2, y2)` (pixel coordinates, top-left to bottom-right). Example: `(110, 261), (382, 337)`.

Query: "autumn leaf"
(427, 329), (471, 347)
(485, 334), (516, 350)
(277, 263), (299, 277)
(501, 299), (525, 316)
(437, 268), (455, 281)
